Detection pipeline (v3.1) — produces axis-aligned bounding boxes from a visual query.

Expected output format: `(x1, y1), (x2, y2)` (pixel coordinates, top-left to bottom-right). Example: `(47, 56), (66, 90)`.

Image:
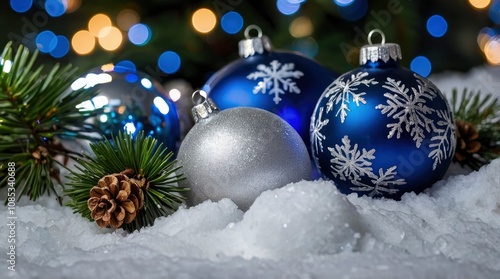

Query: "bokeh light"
(484, 37), (500, 64)
(117, 9), (140, 31)
(490, 0), (500, 23)
(469, 0), (491, 9)
(98, 26), (123, 51)
(221, 11), (244, 34)
(45, 0), (67, 17)
(192, 8), (217, 33)
(158, 51), (181, 74)
(49, 35), (70, 58)
(337, 0), (368, 21)
(65, 0), (81, 13)
(277, 0), (301, 15)
(128, 23), (151, 45)
(125, 73), (138, 83)
(10, 0), (32, 13)
(410, 56), (432, 77)
(334, 0), (355, 6)
(115, 60), (136, 73)
(153, 97), (170, 115)
(289, 16), (313, 38)
(141, 78), (152, 89)
(169, 89), (182, 102)
(36, 31), (57, 53)
(427, 15), (448, 37)
(88, 14), (112, 38)
(71, 30), (95, 55)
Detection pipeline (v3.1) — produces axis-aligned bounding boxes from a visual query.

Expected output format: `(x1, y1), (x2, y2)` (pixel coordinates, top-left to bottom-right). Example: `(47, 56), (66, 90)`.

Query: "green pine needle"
(0, 42), (102, 203)
(451, 88), (500, 170)
(65, 131), (188, 233)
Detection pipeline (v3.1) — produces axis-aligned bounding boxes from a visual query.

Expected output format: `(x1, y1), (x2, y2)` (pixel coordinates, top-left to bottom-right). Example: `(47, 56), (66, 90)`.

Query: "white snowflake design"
(323, 72), (379, 123)
(376, 74), (438, 148)
(328, 135), (406, 197)
(247, 60), (304, 105)
(428, 109), (457, 170)
(351, 166), (406, 198)
(311, 107), (329, 154)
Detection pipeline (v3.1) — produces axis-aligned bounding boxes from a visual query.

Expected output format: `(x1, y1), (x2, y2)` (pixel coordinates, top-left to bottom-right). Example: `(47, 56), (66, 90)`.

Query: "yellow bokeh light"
(484, 38), (500, 65)
(477, 33), (490, 51)
(88, 14), (112, 38)
(66, 0), (81, 13)
(469, 0), (491, 9)
(72, 30), (95, 55)
(117, 9), (140, 31)
(101, 63), (115, 72)
(192, 8), (216, 33)
(289, 16), (314, 38)
(98, 26), (123, 51)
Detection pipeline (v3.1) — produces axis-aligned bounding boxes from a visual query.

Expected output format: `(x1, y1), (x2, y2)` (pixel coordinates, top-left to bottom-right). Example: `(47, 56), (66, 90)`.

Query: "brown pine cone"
(87, 173), (144, 228)
(454, 120), (481, 162)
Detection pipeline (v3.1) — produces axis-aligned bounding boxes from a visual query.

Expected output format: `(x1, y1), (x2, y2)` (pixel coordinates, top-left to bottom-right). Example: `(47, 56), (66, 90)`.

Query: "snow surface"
(1, 66), (500, 279)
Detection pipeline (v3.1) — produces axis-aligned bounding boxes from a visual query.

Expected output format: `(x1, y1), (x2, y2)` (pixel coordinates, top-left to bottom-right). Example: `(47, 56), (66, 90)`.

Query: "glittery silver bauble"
(177, 90), (311, 210)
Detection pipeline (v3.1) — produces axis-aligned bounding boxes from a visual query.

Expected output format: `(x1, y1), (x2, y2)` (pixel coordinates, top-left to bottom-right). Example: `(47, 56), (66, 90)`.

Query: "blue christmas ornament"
(311, 30), (456, 199)
(71, 63), (180, 154)
(203, 25), (336, 149)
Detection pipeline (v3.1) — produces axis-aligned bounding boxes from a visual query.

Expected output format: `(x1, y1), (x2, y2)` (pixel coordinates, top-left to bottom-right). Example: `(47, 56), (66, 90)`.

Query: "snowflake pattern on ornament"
(328, 135), (405, 197)
(247, 60), (304, 105)
(311, 107), (329, 154)
(376, 74), (438, 148)
(324, 72), (378, 123)
(428, 109), (456, 170)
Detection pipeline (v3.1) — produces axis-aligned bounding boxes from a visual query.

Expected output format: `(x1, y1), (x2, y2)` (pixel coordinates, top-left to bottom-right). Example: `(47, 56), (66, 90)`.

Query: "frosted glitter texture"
(177, 105), (311, 210)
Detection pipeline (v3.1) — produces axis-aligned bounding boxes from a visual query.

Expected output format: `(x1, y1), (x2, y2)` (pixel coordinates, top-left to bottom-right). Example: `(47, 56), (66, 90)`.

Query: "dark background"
(0, 0), (496, 88)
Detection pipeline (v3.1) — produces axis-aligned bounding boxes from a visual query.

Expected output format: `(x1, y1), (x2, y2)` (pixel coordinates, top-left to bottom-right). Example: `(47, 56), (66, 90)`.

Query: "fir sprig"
(0, 42), (101, 203)
(65, 131), (188, 232)
(451, 88), (500, 170)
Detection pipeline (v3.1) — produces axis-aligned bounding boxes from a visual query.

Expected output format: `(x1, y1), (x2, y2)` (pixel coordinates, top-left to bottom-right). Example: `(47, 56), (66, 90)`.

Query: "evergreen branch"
(451, 88), (500, 170)
(65, 131), (187, 233)
(0, 41), (102, 203)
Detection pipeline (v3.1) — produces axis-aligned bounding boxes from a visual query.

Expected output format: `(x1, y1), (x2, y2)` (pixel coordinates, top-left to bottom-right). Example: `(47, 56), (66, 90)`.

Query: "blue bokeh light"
(36, 31), (57, 53)
(10, 0), (32, 13)
(128, 23), (152, 46)
(410, 56), (432, 78)
(490, 1), (500, 24)
(277, 0), (301, 15)
(125, 73), (138, 83)
(115, 60), (136, 73)
(337, 0), (368, 21)
(333, 0), (355, 7)
(221, 12), (244, 34)
(49, 35), (69, 58)
(158, 51), (181, 74)
(426, 15), (448, 37)
(45, 0), (67, 17)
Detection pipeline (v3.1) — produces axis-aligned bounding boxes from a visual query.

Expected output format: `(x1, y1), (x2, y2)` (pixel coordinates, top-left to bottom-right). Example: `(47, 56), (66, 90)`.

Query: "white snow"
(1, 66), (499, 278)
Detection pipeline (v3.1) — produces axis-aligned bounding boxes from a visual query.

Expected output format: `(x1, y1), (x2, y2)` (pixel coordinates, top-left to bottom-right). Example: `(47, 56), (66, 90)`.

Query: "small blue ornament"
(203, 25), (336, 149)
(311, 30), (456, 199)
(71, 63), (180, 154)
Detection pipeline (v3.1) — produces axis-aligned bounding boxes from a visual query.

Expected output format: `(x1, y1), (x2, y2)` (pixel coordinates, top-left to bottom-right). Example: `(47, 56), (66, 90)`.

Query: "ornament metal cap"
(191, 90), (220, 123)
(238, 25), (273, 58)
(359, 29), (402, 65)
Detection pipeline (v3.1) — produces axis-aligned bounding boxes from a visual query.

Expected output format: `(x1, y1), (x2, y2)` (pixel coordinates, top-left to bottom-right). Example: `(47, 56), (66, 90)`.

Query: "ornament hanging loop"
(244, 24), (263, 39)
(191, 90), (219, 123)
(192, 89), (208, 105)
(367, 29), (386, 45)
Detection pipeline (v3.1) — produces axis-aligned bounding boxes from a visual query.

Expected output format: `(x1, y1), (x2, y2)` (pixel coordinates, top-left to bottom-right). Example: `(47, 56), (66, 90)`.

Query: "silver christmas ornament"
(178, 90), (311, 210)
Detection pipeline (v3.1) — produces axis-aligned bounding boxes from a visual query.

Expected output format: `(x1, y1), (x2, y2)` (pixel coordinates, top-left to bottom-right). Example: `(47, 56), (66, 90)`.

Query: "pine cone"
(455, 120), (481, 162)
(87, 173), (144, 228)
